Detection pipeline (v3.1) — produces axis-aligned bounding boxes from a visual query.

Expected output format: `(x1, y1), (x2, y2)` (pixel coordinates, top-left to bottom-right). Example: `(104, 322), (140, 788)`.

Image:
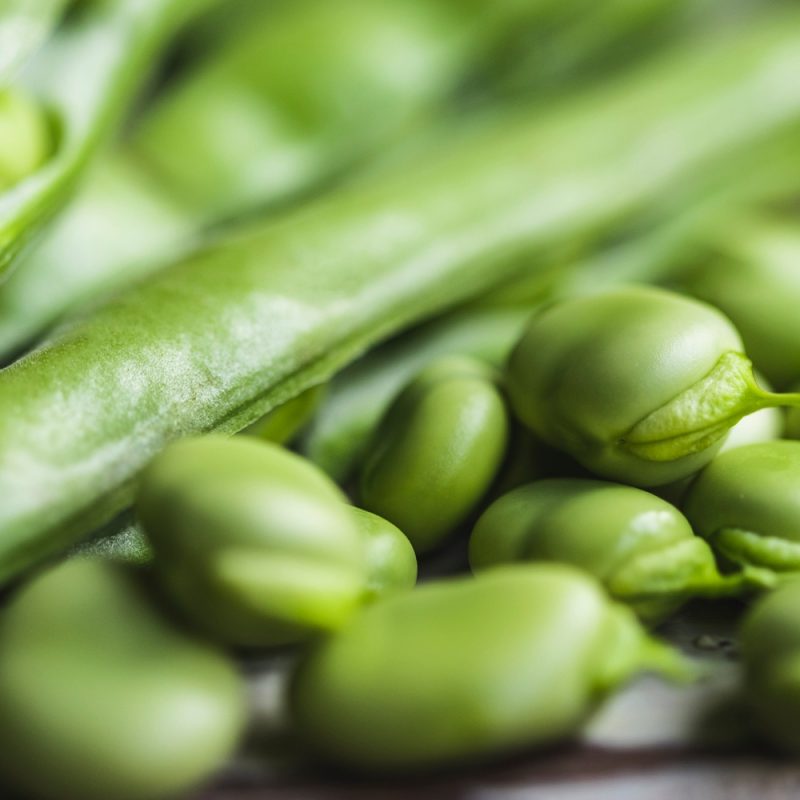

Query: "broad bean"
(507, 286), (800, 487)
(675, 218), (800, 389)
(683, 440), (800, 576)
(352, 507), (417, 599)
(360, 356), (509, 554)
(302, 306), (530, 482)
(291, 564), (687, 772)
(470, 479), (772, 623)
(137, 436), (367, 647)
(0, 559), (245, 800)
(741, 580), (800, 754)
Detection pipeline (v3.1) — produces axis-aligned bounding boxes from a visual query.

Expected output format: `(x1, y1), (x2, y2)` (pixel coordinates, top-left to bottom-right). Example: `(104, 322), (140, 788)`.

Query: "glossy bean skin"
(506, 285), (791, 487)
(1, 14), (800, 583)
(242, 385), (324, 445)
(360, 356), (509, 553)
(683, 441), (800, 575)
(73, 504), (417, 602)
(352, 507), (417, 599)
(676, 219), (800, 389)
(740, 580), (800, 754)
(291, 564), (686, 773)
(0, 559), (245, 800)
(469, 479), (765, 623)
(301, 306), (531, 483)
(137, 436), (367, 648)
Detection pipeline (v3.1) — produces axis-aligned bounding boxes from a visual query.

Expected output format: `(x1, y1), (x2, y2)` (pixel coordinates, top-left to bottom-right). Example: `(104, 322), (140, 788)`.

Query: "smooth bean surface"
(470, 478), (768, 623)
(0, 559), (245, 800)
(138, 436), (367, 647)
(683, 440), (800, 575)
(741, 580), (800, 754)
(291, 564), (686, 772)
(506, 285), (797, 486)
(352, 506), (417, 599)
(360, 356), (509, 553)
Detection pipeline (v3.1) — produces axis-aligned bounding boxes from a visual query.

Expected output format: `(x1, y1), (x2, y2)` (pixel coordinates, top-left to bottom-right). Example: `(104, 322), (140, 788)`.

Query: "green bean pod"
(470, 479), (773, 624)
(137, 436), (367, 648)
(291, 563), (688, 773)
(0, 0), (212, 276)
(0, 559), (245, 800)
(683, 441), (800, 577)
(2, 14), (800, 581)
(0, 0), (69, 80)
(0, 0), (698, 361)
(507, 285), (800, 487)
(741, 580), (800, 754)
(360, 356), (509, 554)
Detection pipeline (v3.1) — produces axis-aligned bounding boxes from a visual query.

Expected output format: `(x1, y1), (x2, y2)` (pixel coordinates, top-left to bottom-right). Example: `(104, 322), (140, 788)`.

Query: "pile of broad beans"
(2, 1), (800, 797)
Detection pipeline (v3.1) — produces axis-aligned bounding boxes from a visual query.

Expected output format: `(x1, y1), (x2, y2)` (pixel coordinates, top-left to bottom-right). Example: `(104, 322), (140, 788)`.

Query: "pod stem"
(638, 637), (701, 684)
(751, 387), (800, 412)
(678, 564), (778, 598)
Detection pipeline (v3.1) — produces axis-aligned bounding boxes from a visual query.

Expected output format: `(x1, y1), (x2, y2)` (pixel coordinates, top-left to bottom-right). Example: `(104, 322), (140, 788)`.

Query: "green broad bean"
(683, 441), (800, 576)
(133, 0), (468, 221)
(506, 285), (800, 487)
(242, 385), (324, 445)
(0, 559), (245, 800)
(741, 580), (800, 754)
(301, 305), (531, 483)
(470, 479), (772, 624)
(291, 564), (688, 772)
(137, 436), (367, 648)
(674, 218), (800, 389)
(0, 88), (52, 191)
(351, 507), (417, 599)
(73, 504), (417, 603)
(360, 356), (509, 554)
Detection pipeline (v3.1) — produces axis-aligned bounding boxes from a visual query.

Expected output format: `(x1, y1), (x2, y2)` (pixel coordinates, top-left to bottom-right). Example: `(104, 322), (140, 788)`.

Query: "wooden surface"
(194, 600), (800, 800)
